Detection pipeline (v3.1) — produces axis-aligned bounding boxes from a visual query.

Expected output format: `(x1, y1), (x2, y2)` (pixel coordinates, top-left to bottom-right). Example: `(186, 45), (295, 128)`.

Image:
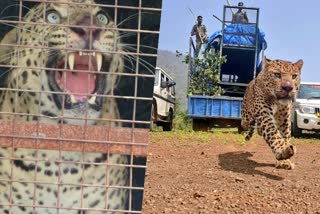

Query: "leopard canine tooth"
(88, 94), (97, 105)
(68, 53), (75, 71)
(96, 53), (102, 72)
(70, 95), (77, 103)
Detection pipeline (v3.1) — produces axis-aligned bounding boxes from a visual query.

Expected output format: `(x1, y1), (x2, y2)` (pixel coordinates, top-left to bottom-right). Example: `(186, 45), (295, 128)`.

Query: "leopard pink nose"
(71, 16), (99, 38)
(282, 81), (293, 92)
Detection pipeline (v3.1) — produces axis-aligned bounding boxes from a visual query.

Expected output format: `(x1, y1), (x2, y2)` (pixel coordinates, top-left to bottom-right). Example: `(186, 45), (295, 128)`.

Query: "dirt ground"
(142, 132), (320, 214)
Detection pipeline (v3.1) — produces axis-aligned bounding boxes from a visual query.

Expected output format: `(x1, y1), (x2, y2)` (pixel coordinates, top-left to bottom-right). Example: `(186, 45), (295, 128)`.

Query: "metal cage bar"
(0, 0), (161, 213)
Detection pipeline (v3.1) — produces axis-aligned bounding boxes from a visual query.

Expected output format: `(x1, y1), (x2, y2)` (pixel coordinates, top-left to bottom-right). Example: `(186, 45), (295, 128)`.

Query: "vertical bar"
(187, 37), (192, 92)
(253, 8), (259, 79)
(219, 6), (226, 82)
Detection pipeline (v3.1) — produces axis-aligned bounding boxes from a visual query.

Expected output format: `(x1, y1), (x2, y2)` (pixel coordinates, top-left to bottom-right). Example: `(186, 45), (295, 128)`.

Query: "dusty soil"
(142, 132), (320, 214)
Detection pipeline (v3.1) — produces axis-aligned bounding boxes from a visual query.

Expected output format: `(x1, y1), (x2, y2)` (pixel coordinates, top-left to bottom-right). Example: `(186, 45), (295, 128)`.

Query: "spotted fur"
(0, 0), (129, 213)
(241, 58), (303, 170)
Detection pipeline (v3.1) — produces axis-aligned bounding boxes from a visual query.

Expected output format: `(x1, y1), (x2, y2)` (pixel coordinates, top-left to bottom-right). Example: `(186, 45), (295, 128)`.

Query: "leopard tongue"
(60, 65), (95, 102)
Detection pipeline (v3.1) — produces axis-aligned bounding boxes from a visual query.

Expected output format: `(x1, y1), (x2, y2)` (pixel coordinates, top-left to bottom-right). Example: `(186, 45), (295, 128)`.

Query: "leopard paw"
(275, 144), (296, 160)
(275, 159), (295, 170)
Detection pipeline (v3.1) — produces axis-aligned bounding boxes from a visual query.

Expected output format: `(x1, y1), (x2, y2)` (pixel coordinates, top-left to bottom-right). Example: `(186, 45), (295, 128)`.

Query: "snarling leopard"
(0, 0), (130, 213)
(241, 57), (303, 170)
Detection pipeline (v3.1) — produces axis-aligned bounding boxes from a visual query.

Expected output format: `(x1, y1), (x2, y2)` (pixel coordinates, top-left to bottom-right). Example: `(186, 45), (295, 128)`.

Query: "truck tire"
(292, 113), (302, 138)
(192, 119), (209, 131)
(163, 111), (173, 131)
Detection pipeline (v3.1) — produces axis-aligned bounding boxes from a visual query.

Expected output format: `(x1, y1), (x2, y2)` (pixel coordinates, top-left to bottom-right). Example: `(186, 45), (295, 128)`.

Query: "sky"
(158, 0), (320, 82)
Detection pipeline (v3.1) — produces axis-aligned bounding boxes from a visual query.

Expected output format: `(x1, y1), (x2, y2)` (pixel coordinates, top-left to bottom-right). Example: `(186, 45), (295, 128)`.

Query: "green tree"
(177, 50), (226, 96)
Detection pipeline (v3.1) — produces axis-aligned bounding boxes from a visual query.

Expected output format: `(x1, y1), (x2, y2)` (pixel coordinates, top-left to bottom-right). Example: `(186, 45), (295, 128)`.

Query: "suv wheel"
(292, 113), (302, 138)
(163, 111), (173, 131)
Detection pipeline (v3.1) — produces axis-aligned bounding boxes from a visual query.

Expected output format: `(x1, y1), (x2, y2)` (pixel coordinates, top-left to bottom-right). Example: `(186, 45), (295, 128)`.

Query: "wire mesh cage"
(0, 0), (162, 213)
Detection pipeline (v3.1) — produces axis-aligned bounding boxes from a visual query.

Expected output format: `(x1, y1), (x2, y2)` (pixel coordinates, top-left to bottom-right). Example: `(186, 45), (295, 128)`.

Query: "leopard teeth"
(68, 53), (75, 71)
(88, 94), (97, 104)
(70, 94), (77, 103)
(96, 53), (102, 72)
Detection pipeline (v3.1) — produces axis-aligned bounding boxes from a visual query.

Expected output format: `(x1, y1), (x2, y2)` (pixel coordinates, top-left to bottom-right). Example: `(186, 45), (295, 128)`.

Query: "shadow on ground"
(218, 151), (284, 181)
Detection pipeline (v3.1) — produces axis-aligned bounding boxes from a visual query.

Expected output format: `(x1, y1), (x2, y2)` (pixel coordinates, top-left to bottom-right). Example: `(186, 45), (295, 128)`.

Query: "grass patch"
(151, 128), (320, 146)
(151, 110), (320, 145)
(150, 129), (255, 145)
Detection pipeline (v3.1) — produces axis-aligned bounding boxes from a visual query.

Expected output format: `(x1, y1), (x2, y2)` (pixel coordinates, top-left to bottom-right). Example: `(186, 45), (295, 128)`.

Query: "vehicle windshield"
(297, 84), (320, 99)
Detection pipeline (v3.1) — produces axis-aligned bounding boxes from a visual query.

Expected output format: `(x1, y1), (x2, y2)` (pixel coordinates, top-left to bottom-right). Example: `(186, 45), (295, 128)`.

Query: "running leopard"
(241, 57), (303, 170)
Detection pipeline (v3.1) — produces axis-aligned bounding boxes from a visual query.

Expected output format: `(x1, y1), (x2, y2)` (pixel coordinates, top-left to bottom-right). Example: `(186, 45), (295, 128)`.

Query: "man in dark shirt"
(232, 2), (249, 24)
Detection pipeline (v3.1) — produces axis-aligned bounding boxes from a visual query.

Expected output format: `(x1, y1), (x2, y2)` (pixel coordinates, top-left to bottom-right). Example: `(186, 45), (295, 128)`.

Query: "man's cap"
(238, 2), (244, 6)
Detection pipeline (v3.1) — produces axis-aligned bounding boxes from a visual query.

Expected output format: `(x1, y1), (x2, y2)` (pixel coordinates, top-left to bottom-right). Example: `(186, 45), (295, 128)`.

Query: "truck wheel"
(292, 113), (302, 138)
(150, 103), (157, 131)
(163, 112), (173, 131)
(192, 119), (209, 131)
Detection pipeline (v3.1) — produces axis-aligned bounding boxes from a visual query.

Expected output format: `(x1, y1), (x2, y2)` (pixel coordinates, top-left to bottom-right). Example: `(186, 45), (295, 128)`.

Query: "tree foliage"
(177, 50), (226, 96)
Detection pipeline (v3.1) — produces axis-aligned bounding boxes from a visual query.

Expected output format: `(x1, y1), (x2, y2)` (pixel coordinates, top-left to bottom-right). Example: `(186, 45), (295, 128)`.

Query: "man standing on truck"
(232, 2), (249, 23)
(191, 15), (208, 57)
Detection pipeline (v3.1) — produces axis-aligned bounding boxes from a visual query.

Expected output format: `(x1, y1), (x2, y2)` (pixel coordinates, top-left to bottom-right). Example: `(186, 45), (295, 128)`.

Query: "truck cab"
(151, 67), (176, 131)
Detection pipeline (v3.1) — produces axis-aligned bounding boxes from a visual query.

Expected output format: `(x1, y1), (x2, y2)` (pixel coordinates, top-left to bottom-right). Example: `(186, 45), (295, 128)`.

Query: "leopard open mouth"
(276, 91), (295, 101)
(47, 50), (110, 111)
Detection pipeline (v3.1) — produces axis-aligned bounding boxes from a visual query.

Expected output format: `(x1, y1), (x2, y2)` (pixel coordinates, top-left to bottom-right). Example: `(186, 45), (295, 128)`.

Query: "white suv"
(151, 67), (176, 131)
(292, 82), (320, 137)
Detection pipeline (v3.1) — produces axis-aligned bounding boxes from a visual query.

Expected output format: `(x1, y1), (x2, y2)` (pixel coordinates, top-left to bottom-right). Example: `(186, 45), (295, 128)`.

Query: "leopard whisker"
(119, 43), (158, 52)
(1, 4), (44, 22)
(0, 22), (44, 37)
(121, 54), (155, 75)
(116, 11), (152, 28)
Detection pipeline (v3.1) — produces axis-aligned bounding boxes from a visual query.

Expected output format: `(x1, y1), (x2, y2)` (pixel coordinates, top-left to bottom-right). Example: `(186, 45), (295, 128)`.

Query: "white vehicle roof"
(156, 66), (174, 81)
(300, 82), (320, 85)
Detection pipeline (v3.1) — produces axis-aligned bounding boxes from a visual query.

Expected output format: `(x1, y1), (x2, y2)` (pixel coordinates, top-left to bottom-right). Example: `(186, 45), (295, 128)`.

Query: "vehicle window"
(154, 69), (159, 86)
(297, 84), (320, 99)
(161, 73), (165, 83)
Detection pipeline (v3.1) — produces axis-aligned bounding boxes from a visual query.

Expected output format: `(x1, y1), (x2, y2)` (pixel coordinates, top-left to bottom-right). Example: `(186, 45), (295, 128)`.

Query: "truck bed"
(187, 95), (242, 119)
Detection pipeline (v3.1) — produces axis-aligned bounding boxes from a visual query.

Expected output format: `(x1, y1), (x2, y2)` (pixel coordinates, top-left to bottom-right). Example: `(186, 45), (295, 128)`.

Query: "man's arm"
(202, 25), (208, 41)
(232, 13), (237, 23)
(191, 24), (197, 36)
(244, 11), (249, 22)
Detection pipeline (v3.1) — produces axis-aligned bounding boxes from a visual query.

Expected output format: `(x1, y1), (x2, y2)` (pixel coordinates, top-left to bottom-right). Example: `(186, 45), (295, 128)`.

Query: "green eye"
(274, 73), (281, 79)
(292, 74), (298, 79)
(47, 11), (61, 24)
(97, 12), (109, 25)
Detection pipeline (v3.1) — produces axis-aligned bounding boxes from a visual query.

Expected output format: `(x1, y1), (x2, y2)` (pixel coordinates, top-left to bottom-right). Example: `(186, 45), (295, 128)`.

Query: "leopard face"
(0, 0), (123, 125)
(260, 58), (303, 105)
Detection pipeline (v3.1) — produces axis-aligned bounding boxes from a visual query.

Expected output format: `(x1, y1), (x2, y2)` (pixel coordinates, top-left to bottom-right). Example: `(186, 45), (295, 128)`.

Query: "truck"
(151, 67), (176, 131)
(187, 4), (267, 132)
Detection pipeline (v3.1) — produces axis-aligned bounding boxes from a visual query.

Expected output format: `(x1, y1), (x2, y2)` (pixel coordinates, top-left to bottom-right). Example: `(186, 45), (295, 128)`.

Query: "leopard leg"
(256, 110), (296, 161)
(275, 159), (295, 170)
(274, 104), (296, 169)
(245, 119), (256, 141)
(274, 104), (292, 141)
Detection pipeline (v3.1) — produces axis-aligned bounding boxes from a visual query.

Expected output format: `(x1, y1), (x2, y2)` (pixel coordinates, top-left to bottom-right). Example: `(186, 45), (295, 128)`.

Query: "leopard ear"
(294, 59), (303, 72)
(0, 28), (17, 65)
